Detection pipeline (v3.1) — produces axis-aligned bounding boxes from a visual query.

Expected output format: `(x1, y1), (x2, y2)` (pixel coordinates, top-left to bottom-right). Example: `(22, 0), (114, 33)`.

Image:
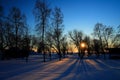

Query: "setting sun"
(81, 43), (85, 48)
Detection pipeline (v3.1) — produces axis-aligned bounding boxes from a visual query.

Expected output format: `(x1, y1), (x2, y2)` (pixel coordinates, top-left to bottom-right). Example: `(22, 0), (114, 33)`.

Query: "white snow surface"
(0, 54), (120, 80)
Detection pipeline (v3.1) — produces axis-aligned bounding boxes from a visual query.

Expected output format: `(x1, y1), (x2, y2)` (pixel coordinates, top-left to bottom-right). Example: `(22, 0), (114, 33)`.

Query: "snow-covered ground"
(0, 54), (120, 80)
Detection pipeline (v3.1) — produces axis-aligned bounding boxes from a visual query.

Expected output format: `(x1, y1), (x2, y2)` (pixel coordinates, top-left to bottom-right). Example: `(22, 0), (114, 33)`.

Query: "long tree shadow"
(0, 62), (43, 80)
(94, 59), (120, 69)
(54, 58), (79, 80)
(54, 55), (120, 80)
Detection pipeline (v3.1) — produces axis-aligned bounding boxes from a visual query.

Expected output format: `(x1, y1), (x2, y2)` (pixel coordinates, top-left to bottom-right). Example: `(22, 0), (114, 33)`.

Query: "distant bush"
(1, 47), (29, 60)
(110, 55), (120, 59)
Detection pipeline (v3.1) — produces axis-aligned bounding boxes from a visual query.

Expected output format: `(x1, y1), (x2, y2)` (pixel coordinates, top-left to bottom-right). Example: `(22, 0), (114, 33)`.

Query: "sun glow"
(81, 43), (85, 48)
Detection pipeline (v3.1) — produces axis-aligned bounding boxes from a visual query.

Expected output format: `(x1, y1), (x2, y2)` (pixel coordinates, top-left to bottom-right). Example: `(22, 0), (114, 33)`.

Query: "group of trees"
(32, 1), (120, 61)
(0, 6), (30, 49)
(93, 23), (120, 48)
(0, 0), (67, 61)
(0, 0), (120, 61)
(68, 23), (120, 59)
(32, 0), (68, 61)
(0, 6), (30, 59)
(93, 23), (120, 58)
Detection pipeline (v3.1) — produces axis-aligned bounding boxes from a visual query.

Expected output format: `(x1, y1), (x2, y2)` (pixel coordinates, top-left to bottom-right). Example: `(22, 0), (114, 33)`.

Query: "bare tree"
(4, 21), (14, 48)
(93, 23), (108, 59)
(0, 6), (30, 60)
(93, 23), (120, 59)
(0, 5), (4, 50)
(69, 30), (83, 58)
(93, 39), (101, 57)
(111, 26), (120, 48)
(93, 23), (104, 52)
(33, 0), (51, 62)
(102, 26), (114, 48)
(8, 7), (28, 48)
(84, 36), (91, 56)
(52, 7), (64, 60)
(45, 27), (53, 60)
(61, 35), (68, 58)
(93, 23), (120, 48)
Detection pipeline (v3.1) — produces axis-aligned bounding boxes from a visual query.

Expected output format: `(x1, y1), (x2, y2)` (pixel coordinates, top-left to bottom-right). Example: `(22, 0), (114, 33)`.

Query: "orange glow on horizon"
(32, 44), (80, 53)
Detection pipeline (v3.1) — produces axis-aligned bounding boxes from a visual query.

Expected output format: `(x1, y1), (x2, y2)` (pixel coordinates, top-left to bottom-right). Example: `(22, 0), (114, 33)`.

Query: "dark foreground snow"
(0, 54), (120, 80)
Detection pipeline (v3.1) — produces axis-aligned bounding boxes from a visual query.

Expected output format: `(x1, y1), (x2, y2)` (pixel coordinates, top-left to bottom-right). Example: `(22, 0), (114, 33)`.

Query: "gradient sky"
(1, 0), (120, 36)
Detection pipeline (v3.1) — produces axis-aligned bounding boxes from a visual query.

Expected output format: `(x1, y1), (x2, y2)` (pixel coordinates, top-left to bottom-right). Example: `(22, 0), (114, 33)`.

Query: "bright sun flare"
(81, 43), (85, 48)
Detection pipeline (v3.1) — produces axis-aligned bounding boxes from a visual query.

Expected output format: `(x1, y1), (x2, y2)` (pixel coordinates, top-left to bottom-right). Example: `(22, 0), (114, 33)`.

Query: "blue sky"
(1, 0), (120, 36)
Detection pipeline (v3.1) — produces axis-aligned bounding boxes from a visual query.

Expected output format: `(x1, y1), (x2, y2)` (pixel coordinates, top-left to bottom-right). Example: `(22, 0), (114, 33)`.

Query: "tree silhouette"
(84, 36), (91, 56)
(0, 5), (4, 50)
(103, 26), (114, 48)
(45, 27), (53, 60)
(69, 30), (83, 58)
(93, 39), (101, 57)
(61, 35), (68, 58)
(0, 6), (30, 60)
(93, 23), (104, 50)
(33, 0), (51, 62)
(8, 7), (28, 48)
(52, 7), (64, 60)
(112, 26), (120, 48)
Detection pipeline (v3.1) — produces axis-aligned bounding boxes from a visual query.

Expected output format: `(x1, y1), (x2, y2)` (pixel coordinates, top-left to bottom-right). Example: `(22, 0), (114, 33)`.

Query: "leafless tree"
(0, 5), (5, 50)
(52, 7), (64, 60)
(61, 35), (68, 58)
(84, 36), (91, 56)
(0, 6), (30, 60)
(8, 7), (28, 48)
(93, 23), (120, 48)
(93, 23), (104, 52)
(111, 26), (120, 48)
(93, 23), (120, 58)
(69, 29), (83, 58)
(45, 27), (53, 60)
(33, 0), (51, 62)
(93, 39), (101, 57)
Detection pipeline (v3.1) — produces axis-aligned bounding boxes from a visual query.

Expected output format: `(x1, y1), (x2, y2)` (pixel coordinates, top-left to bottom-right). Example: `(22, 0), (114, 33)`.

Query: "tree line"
(0, 0), (120, 61)
(32, 0), (120, 60)
(32, 0), (67, 61)
(0, 5), (30, 60)
(69, 23), (120, 59)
